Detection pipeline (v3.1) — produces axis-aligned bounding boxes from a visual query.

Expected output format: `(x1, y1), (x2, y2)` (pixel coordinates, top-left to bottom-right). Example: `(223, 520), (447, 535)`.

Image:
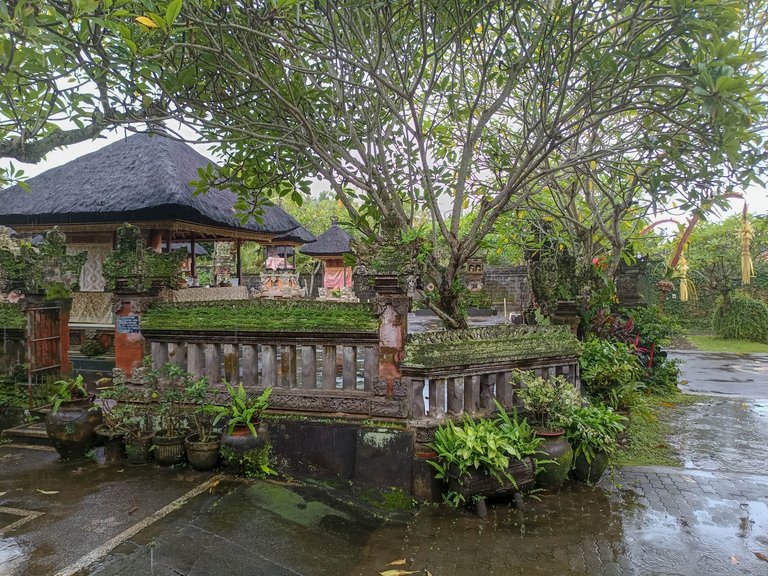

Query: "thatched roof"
(299, 221), (352, 256)
(0, 133), (303, 239)
(162, 242), (209, 256)
(272, 224), (316, 245)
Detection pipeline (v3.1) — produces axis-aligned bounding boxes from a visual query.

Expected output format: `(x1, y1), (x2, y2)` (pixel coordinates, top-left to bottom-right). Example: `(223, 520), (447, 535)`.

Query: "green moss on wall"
(142, 300), (378, 333)
(403, 325), (581, 369)
(0, 304), (23, 330)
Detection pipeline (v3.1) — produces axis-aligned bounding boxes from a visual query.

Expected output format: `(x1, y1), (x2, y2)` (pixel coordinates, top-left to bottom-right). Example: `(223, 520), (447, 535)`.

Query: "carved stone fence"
(143, 329), (386, 417)
(400, 326), (582, 444)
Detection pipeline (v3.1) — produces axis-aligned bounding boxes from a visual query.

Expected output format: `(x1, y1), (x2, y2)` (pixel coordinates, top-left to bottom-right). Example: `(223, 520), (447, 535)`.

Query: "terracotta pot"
(153, 431), (187, 466)
(45, 399), (102, 459)
(535, 430), (573, 490)
(186, 432), (221, 471)
(571, 450), (609, 484)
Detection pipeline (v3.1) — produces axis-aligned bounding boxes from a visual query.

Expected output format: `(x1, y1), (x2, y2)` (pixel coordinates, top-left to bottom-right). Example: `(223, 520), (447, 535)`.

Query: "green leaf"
(165, 0), (183, 27)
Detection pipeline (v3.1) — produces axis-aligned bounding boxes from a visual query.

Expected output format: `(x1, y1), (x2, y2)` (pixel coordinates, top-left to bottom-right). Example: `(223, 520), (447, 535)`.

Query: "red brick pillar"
(58, 299), (72, 375)
(113, 294), (158, 381)
(372, 276), (410, 409)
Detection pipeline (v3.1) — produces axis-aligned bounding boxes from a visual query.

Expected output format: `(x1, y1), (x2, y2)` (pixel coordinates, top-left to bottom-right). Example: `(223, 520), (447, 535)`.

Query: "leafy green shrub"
(429, 403), (542, 496)
(629, 306), (681, 348)
(565, 404), (626, 464)
(514, 371), (581, 431)
(221, 444), (275, 478)
(712, 294), (768, 343)
(644, 356), (681, 395)
(580, 338), (644, 411)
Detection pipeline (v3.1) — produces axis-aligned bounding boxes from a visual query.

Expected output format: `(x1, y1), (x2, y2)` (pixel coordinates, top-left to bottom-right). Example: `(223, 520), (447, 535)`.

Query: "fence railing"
(402, 356), (580, 422)
(143, 329), (380, 416)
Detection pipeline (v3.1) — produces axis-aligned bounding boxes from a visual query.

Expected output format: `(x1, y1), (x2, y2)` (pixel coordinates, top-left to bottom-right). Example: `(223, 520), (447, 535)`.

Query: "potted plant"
(151, 364), (191, 466)
(566, 403), (626, 483)
(515, 370), (581, 490)
(94, 384), (134, 464)
(429, 402), (541, 517)
(210, 381), (272, 458)
(183, 375), (221, 471)
(46, 375), (103, 459)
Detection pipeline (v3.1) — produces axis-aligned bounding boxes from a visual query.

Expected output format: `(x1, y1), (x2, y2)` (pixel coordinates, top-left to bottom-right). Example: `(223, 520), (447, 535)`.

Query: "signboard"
(116, 315), (141, 334)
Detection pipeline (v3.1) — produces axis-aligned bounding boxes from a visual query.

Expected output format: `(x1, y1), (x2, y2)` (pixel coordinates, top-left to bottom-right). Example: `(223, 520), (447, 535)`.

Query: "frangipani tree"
(131, 0), (766, 326)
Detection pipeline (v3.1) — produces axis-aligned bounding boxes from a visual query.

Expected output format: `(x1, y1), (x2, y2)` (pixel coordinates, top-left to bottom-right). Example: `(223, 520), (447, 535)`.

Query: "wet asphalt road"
(3, 350), (768, 576)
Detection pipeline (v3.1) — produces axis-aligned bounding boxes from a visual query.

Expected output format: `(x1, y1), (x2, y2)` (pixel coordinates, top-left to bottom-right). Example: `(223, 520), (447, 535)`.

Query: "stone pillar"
(112, 294), (159, 381)
(373, 277), (410, 398)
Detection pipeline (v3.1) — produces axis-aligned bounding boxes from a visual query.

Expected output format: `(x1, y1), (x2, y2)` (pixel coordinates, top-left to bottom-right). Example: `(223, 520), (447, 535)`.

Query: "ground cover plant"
(685, 334), (768, 354)
(712, 293), (768, 343)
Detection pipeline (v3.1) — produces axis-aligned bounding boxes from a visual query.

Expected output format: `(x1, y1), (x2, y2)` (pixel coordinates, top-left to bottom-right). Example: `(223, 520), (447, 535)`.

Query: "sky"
(2, 124), (767, 224)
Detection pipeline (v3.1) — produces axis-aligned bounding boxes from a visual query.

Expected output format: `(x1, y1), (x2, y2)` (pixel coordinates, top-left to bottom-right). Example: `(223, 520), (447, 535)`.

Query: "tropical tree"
(131, 0), (766, 326)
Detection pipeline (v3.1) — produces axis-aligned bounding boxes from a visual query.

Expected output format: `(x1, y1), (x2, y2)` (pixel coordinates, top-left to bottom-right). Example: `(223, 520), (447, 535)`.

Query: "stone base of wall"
(267, 418), (437, 498)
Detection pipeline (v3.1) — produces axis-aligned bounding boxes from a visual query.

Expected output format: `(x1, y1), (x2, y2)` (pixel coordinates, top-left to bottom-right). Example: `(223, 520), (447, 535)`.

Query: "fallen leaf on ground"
(681, 476), (696, 483)
(659, 402), (675, 408)
(208, 478), (220, 493)
(387, 559), (407, 567)
(0, 491), (7, 497)
(754, 552), (768, 562)
(426, 571), (433, 576)
(379, 571), (418, 576)
(36, 489), (59, 495)
(730, 555), (740, 565)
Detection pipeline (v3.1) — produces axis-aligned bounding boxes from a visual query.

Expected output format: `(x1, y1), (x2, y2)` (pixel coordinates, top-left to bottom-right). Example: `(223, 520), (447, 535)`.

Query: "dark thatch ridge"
(162, 242), (209, 256)
(0, 133), (302, 236)
(272, 224), (316, 245)
(299, 222), (352, 256)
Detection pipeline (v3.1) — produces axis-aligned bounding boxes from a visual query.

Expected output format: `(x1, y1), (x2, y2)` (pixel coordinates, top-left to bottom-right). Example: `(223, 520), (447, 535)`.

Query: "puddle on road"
(0, 537), (27, 574)
(352, 480), (768, 576)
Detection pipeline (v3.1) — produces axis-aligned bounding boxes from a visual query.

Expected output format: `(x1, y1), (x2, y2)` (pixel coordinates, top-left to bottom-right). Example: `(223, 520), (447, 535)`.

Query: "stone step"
(1, 421), (53, 447)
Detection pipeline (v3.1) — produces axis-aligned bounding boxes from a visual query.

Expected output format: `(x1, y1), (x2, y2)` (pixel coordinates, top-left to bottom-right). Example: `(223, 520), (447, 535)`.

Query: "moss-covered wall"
(0, 304), (24, 330)
(403, 325), (581, 369)
(142, 299), (378, 333)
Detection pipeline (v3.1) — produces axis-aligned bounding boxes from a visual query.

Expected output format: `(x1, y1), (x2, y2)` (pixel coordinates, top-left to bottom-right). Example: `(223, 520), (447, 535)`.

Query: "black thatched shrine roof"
(299, 222), (351, 256)
(0, 132), (303, 239)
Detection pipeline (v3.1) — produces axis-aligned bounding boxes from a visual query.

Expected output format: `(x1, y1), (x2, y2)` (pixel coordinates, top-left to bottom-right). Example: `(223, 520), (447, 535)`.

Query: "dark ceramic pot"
(186, 432), (221, 471)
(94, 425), (126, 463)
(125, 433), (153, 465)
(535, 430), (573, 490)
(153, 431), (187, 466)
(572, 450), (609, 484)
(45, 399), (102, 459)
(221, 422), (268, 453)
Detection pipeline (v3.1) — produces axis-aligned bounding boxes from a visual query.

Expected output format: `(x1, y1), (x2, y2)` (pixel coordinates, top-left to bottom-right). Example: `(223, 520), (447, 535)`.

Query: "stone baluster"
(150, 341), (169, 371)
(169, 342), (186, 371)
(204, 344), (220, 384)
(187, 343), (205, 380)
(409, 377), (426, 418)
(464, 375), (481, 414)
(363, 346), (378, 391)
(428, 377), (447, 419)
(242, 345), (258, 387)
(342, 346), (357, 390)
(447, 376), (464, 415)
(494, 371), (514, 408)
(281, 345), (297, 388)
(223, 344), (239, 384)
(301, 345), (317, 389)
(322, 345), (337, 390)
(262, 344), (277, 388)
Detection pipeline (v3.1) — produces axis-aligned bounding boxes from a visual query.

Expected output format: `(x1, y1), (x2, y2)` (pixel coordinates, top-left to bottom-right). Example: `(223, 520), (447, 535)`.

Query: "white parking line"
(0, 506), (45, 533)
(52, 474), (224, 576)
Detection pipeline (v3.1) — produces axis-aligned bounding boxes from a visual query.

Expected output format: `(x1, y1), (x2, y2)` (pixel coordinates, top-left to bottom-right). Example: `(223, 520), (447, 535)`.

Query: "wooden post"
(190, 234), (197, 280)
(236, 240), (242, 285)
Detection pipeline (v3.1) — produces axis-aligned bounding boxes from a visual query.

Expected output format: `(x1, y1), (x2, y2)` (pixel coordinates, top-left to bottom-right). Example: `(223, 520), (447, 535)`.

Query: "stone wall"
(483, 265), (530, 312)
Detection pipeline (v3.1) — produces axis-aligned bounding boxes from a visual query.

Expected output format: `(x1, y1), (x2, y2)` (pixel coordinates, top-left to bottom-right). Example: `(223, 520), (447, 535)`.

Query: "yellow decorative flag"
(740, 204), (754, 285)
(677, 253), (689, 302)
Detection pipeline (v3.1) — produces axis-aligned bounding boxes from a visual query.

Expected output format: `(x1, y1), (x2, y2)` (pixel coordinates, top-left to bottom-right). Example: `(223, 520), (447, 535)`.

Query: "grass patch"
(142, 300), (378, 333)
(611, 392), (704, 468)
(686, 334), (768, 354)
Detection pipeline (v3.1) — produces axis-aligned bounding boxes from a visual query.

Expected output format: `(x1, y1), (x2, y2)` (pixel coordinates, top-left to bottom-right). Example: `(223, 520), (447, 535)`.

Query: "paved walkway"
(2, 351), (768, 576)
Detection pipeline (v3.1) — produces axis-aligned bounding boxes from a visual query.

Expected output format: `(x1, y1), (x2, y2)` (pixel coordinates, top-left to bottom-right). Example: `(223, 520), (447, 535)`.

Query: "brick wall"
(483, 265), (530, 313)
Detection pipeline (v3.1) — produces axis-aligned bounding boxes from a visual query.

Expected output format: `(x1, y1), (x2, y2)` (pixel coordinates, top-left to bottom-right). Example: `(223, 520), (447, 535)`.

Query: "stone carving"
(373, 295), (411, 317)
(370, 398), (408, 418)
(71, 292), (113, 324)
(67, 243), (111, 292)
(373, 377), (407, 399)
(268, 392), (371, 415)
(171, 285), (249, 303)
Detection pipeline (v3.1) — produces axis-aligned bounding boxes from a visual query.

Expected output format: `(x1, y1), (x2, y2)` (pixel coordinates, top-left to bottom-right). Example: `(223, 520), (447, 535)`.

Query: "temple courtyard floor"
(2, 349), (768, 576)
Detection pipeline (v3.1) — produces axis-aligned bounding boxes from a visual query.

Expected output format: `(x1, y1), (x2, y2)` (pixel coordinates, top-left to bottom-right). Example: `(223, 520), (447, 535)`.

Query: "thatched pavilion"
(300, 219), (355, 300)
(0, 132), (308, 322)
